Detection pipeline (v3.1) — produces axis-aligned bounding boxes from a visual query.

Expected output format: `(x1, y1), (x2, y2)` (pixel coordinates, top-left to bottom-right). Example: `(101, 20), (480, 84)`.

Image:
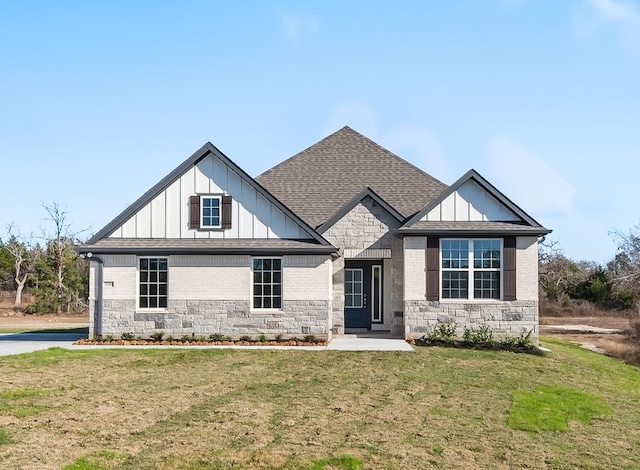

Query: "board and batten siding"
(423, 179), (519, 222)
(108, 154), (312, 240)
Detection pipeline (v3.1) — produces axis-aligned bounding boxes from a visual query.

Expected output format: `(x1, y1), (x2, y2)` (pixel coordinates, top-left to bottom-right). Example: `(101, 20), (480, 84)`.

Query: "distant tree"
(1, 225), (39, 305)
(40, 201), (86, 314)
(538, 239), (589, 303)
(609, 224), (640, 311)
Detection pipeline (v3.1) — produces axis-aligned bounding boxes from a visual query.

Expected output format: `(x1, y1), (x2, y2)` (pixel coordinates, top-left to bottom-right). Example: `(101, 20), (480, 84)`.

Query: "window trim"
(439, 238), (503, 301)
(200, 194), (223, 229)
(251, 256), (283, 311)
(137, 256), (169, 311)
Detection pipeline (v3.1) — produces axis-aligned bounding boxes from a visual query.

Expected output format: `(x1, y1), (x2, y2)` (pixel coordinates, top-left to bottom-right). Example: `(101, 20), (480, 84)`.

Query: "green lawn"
(0, 338), (638, 469)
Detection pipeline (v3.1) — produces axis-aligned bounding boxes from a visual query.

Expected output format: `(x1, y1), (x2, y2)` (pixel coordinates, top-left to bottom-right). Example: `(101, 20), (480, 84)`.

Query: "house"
(79, 126), (550, 341)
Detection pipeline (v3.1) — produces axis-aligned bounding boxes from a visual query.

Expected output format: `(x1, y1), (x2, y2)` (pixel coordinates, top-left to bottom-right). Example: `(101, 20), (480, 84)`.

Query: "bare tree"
(609, 225), (640, 310)
(2, 225), (38, 306)
(538, 238), (589, 303)
(42, 201), (75, 314)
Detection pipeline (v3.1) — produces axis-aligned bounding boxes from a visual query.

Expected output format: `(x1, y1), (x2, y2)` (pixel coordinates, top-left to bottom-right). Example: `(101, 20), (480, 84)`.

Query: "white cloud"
(280, 12), (319, 44)
(573, 0), (640, 53)
(488, 138), (575, 219)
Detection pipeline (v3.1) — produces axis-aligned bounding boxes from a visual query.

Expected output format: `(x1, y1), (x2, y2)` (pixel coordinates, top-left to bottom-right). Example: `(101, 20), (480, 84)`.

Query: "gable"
(401, 169), (551, 235)
(88, 143), (327, 245)
(422, 179), (520, 222)
(322, 195), (401, 255)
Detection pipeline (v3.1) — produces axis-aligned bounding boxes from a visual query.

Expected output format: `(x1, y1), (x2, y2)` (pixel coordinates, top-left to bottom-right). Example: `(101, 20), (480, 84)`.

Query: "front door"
(344, 260), (382, 329)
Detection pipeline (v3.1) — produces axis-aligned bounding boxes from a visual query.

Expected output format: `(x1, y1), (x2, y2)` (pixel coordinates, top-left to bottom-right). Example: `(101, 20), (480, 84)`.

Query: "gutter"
(79, 253), (103, 339)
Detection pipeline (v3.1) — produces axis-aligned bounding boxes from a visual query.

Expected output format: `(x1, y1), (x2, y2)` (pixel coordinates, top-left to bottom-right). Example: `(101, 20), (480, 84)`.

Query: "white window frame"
(137, 256), (169, 311)
(200, 195), (222, 229)
(371, 265), (382, 323)
(440, 239), (503, 301)
(251, 257), (283, 311)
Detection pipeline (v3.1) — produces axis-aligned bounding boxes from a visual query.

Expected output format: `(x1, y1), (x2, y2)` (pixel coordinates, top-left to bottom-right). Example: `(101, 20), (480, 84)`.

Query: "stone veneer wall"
(99, 299), (330, 338)
(89, 254), (332, 339)
(404, 300), (539, 341)
(322, 196), (403, 334)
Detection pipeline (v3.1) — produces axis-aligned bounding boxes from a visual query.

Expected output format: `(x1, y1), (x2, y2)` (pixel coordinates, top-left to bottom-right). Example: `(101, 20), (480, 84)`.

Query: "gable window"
(441, 239), (501, 300)
(139, 257), (168, 309)
(201, 195), (221, 228)
(189, 195), (232, 230)
(253, 258), (282, 309)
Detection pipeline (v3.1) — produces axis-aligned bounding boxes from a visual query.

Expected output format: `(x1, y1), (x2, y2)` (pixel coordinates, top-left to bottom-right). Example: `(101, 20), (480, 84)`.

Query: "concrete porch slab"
(326, 335), (414, 351)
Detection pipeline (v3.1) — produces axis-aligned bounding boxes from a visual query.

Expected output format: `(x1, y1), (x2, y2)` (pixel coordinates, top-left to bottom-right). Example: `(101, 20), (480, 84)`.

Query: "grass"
(0, 338), (638, 469)
(509, 385), (611, 432)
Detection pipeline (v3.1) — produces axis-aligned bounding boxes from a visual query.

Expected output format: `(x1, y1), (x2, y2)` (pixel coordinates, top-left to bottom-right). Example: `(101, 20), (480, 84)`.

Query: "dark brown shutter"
(222, 195), (232, 229)
(503, 236), (516, 301)
(189, 195), (200, 229)
(426, 236), (440, 301)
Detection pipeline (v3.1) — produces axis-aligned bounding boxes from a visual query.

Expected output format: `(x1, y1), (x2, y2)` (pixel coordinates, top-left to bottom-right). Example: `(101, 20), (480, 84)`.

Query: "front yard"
(0, 339), (639, 469)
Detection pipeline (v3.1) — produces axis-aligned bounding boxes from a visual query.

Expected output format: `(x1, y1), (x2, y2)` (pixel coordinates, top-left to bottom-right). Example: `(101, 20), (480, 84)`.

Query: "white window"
(139, 257), (168, 309)
(201, 195), (222, 228)
(344, 268), (363, 308)
(252, 258), (282, 309)
(441, 239), (502, 300)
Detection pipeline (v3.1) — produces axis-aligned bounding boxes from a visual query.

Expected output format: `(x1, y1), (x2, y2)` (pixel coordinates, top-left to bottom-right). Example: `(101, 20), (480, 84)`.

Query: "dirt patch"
(541, 312), (640, 367)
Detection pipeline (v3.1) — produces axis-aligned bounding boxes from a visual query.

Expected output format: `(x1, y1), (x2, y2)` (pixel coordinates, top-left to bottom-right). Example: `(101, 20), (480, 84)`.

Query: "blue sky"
(1, 0), (638, 263)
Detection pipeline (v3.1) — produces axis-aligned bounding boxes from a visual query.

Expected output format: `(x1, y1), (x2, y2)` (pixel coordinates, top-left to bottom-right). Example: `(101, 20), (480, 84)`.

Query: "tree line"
(539, 226), (640, 311)
(0, 202), (88, 313)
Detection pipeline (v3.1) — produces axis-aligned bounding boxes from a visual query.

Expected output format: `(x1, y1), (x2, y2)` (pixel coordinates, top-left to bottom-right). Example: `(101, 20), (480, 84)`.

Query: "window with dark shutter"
(503, 236), (517, 301)
(426, 236), (440, 301)
(189, 196), (200, 229)
(222, 195), (232, 229)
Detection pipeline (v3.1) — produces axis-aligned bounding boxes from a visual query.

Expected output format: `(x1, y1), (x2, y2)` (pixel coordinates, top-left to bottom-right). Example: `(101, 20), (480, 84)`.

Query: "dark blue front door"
(344, 261), (373, 329)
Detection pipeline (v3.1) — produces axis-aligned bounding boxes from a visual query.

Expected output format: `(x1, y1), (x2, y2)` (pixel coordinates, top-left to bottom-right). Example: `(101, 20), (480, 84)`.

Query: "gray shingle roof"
(256, 126), (448, 228)
(79, 238), (337, 255)
(398, 221), (551, 236)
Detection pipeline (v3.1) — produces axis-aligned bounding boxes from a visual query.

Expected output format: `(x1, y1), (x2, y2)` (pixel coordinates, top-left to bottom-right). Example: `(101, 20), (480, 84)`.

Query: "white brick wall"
(170, 266), (250, 300)
(516, 237), (539, 301)
(283, 256), (332, 301)
(403, 237), (427, 301)
(102, 255), (137, 301)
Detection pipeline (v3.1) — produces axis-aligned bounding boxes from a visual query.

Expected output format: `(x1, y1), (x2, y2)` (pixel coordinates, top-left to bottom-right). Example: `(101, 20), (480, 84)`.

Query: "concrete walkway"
(0, 332), (86, 357)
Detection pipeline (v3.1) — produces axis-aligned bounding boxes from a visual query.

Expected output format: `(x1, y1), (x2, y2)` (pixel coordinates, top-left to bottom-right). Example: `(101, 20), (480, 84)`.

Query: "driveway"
(0, 332), (86, 357)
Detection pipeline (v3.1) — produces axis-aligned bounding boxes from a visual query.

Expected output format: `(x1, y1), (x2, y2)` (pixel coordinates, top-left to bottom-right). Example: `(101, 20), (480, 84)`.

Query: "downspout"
(80, 253), (103, 339)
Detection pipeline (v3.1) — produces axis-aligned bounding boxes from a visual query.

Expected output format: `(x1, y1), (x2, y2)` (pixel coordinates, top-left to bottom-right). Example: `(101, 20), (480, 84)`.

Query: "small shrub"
(209, 333), (225, 342)
(257, 334), (267, 343)
(104, 334), (114, 343)
(303, 335), (317, 343)
(196, 335), (207, 342)
(150, 331), (165, 342)
(180, 335), (191, 343)
(165, 335), (175, 342)
(135, 336), (143, 341)
(275, 333), (284, 342)
(463, 325), (496, 347)
(427, 323), (457, 344)
(223, 335), (232, 341)
(239, 335), (252, 342)
(289, 336), (299, 342)
(120, 332), (134, 341)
